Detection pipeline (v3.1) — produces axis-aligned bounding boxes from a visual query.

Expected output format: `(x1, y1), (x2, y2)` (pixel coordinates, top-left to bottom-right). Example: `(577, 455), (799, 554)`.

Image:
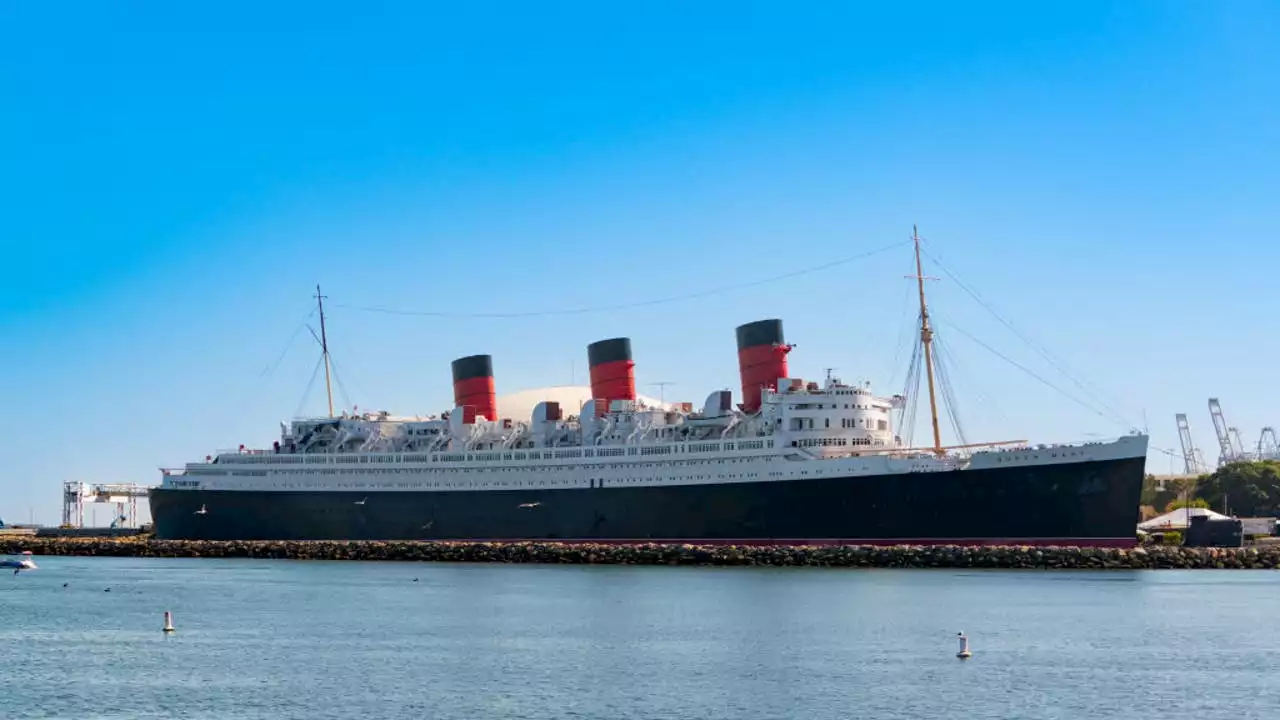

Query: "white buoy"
(956, 631), (971, 659)
(163, 611), (175, 633)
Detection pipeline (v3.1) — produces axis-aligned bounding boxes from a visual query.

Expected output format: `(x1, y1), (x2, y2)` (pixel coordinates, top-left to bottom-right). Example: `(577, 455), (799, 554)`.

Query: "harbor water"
(2, 557), (1278, 719)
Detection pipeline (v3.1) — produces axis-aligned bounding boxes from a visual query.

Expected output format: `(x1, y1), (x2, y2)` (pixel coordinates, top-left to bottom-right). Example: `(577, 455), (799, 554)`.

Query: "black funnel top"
(451, 354), (494, 383)
(587, 337), (632, 367)
(735, 319), (784, 350)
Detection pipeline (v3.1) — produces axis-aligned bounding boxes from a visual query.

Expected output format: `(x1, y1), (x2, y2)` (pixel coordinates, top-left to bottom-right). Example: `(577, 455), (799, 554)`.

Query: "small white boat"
(2, 552), (37, 574)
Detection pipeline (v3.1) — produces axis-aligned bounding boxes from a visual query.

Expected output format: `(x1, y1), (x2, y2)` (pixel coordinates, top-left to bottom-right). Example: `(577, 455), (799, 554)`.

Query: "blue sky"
(1, 1), (1277, 524)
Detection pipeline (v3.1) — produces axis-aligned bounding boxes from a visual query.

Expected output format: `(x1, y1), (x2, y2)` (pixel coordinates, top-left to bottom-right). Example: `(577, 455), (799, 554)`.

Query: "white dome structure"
(493, 385), (673, 421)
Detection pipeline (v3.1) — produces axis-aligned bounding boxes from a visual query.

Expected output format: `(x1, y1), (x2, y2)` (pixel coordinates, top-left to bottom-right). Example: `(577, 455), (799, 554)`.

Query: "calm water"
(2, 557), (1277, 719)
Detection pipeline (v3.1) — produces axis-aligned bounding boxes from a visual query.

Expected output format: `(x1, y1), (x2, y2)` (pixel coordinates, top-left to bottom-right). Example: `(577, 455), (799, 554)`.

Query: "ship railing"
(214, 448), (272, 456)
(160, 468), (187, 477)
(981, 435), (1125, 453)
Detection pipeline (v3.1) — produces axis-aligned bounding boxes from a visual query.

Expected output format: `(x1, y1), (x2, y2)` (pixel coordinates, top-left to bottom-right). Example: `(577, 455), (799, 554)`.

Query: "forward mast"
(910, 225), (945, 457)
(315, 284), (335, 419)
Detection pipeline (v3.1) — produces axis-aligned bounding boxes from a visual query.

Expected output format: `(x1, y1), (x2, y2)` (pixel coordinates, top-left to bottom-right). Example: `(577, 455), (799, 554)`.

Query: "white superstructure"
(160, 375), (1148, 494)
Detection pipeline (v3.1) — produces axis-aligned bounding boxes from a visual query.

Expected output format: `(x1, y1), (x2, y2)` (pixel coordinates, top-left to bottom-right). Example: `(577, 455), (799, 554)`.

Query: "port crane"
(1229, 427), (1251, 461)
(1192, 398), (1277, 467)
(1260, 427), (1279, 461)
(1208, 398), (1237, 466)
(1175, 413), (1208, 475)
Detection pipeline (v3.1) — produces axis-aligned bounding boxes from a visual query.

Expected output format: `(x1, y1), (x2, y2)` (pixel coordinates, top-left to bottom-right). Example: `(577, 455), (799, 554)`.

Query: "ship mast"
(315, 284), (335, 418)
(911, 225), (944, 456)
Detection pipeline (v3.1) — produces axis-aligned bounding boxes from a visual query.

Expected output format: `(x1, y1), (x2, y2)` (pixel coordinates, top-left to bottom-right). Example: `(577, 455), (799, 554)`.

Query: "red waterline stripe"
(447, 537), (1139, 548)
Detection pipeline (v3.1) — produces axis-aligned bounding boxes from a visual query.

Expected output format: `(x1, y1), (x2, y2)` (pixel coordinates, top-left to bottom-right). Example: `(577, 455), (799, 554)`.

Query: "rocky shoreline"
(4, 537), (1280, 569)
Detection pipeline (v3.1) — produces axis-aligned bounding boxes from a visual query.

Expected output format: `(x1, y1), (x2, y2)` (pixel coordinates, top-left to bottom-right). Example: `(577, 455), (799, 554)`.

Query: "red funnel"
(735, 319), (791, 413)
(451, 354), (497, 424)
(587, 337), (635, 416)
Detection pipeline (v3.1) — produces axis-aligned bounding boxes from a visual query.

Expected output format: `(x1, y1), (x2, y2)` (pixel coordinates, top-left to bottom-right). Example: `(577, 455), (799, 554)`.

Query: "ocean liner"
(149, 230), (1148, 545)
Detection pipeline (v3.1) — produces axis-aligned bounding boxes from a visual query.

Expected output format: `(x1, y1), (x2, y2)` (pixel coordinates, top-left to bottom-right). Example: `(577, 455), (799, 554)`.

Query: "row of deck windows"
(217, 439), (773, 465)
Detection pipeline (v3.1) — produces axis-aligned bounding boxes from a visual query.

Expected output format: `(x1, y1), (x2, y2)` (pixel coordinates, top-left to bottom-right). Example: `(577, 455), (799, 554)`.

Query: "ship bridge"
(766, 374), (900, 454)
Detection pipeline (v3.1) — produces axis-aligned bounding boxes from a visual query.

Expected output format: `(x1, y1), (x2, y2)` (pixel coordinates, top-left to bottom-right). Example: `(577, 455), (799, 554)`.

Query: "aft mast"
(911, 226), (944, 457)
(315, 284), (335, 418)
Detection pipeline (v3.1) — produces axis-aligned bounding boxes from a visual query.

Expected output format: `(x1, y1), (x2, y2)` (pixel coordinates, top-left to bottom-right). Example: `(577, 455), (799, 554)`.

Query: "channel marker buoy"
(163, 611), (176, 633)
(956, 631), (971, 659)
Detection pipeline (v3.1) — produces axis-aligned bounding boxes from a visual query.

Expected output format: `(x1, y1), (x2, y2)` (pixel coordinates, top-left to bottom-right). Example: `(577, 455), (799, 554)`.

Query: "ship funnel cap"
(587, 337), (632, 367)
(736, 319), (785, 350)
(451, 354), (494, 383)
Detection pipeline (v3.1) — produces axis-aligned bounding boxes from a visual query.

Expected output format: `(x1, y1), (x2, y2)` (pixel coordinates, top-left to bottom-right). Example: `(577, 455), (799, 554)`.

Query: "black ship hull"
(149, 455), (1145, 546)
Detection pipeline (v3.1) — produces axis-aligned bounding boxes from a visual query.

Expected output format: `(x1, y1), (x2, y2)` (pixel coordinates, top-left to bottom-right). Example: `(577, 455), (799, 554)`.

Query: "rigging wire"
(885, 253), (919, 391)
(930, 334), (957, 441)
(930, 334), (969, 447)
(327, 355), (356, 413)
(261, 308), (318, 382)
(293, 354), (325, 420)
(933, 330), (1010, 427)
(917, 241), (1131, 427)
(301, 315), (365, 415)
(333, 240), (910, 319)
(223, 305), (317, 437)
(935, 315), (1128, 428)
(898, 326), (923, 447)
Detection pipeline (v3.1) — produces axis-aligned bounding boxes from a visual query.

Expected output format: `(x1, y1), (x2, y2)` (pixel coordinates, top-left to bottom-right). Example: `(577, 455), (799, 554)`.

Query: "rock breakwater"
(4, 537), (1280, 569)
